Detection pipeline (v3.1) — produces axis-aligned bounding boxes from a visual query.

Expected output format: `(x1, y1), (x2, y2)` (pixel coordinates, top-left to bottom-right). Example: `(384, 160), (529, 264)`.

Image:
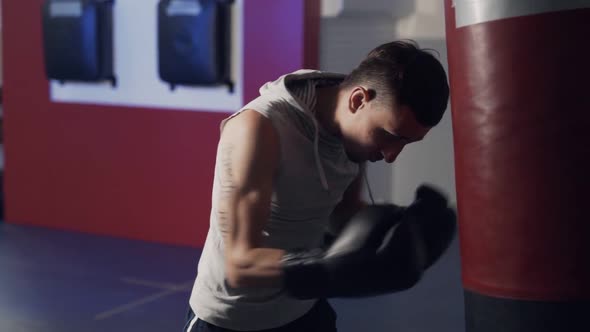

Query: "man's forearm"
(225, 247), (286, 289)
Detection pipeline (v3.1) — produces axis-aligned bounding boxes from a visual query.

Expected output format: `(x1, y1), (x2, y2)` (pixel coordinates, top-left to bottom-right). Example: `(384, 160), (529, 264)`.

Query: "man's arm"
(283, 185), (457, 299)
(216, 112), (455, 298)
(327, 164), (367, 237)
(218, 110), (285, 289)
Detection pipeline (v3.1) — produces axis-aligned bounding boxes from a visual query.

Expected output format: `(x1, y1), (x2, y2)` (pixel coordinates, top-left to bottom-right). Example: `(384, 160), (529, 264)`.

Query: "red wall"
(2, 0), (319, 247)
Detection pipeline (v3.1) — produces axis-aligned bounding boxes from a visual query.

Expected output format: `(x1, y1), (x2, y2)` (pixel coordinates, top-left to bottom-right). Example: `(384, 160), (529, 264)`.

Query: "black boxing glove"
(401, 184), (457, 270)
(281, 185), (457, 299)
(282, 204), (423, 299)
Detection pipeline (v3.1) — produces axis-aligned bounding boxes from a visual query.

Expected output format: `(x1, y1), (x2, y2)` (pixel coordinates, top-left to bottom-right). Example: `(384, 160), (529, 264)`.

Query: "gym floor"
(0, 222), (465, 332)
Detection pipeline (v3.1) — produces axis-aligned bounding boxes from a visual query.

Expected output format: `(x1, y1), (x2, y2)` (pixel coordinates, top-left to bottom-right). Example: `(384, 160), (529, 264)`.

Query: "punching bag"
(444, 1), (590, 331)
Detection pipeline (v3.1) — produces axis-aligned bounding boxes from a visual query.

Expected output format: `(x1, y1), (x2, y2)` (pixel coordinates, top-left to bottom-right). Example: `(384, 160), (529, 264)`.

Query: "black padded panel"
(158, 0), (233, 91)
(42, 0), (116, 86)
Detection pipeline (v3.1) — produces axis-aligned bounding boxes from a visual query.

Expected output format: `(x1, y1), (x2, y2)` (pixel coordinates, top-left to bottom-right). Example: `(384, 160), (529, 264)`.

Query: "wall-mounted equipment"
(42, 0), (117, 87)
(158, 0), (233, 92)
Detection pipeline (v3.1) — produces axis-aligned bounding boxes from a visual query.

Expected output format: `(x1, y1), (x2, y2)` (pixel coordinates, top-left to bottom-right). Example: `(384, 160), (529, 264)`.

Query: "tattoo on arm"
(218, 143), (235, 240)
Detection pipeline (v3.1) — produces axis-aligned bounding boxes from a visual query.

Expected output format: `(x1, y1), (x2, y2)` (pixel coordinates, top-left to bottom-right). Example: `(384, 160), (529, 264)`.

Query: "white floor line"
(120, 277), (186, 291)
(93, 279), (193, 320)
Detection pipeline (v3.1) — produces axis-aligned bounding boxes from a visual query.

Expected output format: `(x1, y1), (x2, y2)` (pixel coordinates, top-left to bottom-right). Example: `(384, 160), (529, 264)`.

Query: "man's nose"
(381, 145), (404, 163)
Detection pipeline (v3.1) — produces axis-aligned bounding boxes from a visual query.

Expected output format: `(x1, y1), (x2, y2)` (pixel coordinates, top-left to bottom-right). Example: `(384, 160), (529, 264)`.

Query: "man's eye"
(382, 129), (401, 141)
(382, 130), (410, 144)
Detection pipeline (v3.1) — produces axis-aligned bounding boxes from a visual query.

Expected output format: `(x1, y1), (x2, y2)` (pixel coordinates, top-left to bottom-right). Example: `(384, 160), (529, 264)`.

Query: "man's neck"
(314, 85), (342, 138)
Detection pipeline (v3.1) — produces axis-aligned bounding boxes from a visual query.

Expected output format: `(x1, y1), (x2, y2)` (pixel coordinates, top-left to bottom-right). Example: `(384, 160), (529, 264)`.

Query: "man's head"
(335, 40), (450, 163)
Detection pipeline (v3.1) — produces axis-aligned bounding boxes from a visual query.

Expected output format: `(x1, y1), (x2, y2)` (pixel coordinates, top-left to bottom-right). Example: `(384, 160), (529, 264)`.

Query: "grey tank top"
(189, 71), (359, 331)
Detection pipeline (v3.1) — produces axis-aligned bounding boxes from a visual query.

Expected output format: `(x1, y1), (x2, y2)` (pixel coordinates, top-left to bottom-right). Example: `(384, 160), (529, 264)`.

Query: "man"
(185, 40), (455, 332)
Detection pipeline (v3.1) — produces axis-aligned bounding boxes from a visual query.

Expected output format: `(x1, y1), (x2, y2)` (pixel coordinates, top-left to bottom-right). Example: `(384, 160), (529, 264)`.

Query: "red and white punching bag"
(444, 1), (590, 331)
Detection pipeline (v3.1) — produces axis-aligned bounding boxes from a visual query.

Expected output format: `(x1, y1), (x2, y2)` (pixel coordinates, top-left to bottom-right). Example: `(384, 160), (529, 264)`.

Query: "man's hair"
(341, 40), (450, 127)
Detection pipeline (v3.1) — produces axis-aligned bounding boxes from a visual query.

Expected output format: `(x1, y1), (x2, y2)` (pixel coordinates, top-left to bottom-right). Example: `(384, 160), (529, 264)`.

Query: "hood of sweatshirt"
(256, 69), (347, 190)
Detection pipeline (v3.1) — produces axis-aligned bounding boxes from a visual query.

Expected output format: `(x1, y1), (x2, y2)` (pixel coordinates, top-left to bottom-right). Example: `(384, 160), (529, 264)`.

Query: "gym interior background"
(3, 0), (468, 331)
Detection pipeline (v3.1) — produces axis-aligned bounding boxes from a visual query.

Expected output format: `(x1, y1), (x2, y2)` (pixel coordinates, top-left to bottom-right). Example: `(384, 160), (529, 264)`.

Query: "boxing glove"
(281, 184), (456, 299)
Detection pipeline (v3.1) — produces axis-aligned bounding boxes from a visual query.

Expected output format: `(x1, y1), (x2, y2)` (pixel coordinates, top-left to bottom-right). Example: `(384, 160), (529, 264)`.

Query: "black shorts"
(184, 299), (337, 332)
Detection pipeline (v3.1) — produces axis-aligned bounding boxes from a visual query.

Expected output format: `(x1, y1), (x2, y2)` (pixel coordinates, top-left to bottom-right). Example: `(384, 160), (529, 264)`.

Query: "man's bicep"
(217, 110), (280, 251)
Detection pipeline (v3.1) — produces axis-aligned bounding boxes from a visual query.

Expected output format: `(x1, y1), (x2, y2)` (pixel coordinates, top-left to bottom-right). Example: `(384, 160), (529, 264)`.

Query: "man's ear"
(349, 87), (369, 114)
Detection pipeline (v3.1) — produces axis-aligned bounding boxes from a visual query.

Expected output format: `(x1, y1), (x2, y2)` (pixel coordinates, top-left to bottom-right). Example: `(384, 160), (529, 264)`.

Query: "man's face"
(341, 88), (431, 163)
